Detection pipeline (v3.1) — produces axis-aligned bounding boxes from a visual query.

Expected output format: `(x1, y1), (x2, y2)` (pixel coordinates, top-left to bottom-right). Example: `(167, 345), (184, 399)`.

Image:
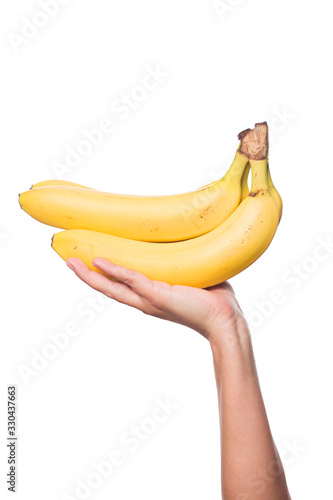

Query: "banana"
(32, 179), (218, 191)
(31, 161), (270, 221)
(240, 163), (282, 219)
(20, 150), (249, 242)
(267, 164), (283, 220)
(31, 180), (93, 190)
(240, 163), (250, 201)
(32, 177), (224, 191)
(52, 156), (280, 288)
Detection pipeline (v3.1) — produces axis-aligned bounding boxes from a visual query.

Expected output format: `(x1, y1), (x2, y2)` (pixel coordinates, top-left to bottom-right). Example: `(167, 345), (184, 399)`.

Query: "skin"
(66, 257), (291, 500)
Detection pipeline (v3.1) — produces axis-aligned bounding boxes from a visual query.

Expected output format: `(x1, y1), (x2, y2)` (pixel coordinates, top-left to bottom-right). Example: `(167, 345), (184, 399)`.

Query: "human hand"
(66, 257), (245, 341)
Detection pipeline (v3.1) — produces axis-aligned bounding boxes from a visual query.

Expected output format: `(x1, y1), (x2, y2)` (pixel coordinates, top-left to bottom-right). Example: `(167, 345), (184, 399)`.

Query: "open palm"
(66, 257), (243, 339)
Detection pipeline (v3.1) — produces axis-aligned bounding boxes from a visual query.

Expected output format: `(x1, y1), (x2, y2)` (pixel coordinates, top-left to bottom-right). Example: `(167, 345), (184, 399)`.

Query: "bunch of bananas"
(19, 122), (282, 288)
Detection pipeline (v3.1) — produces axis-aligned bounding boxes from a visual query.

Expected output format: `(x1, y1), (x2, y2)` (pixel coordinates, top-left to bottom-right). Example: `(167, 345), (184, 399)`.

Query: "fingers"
(206, 281), (235, 295)
(221, 281), (235, 295)
(66, 258), (144, 309)
(92, 257), (154, 296)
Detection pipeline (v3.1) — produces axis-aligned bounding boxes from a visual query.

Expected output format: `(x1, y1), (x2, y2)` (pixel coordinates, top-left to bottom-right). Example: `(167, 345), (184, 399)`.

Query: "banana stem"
(238, 122), (268, 161)
(249, 159), (268, 194)
(240, 162), (250, 201)
(225, 151), (250, 180)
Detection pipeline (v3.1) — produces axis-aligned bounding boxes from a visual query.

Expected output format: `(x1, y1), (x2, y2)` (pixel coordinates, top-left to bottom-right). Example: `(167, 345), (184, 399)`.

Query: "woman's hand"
(66, 257), (291, 499)
(66, 257), (245, 341)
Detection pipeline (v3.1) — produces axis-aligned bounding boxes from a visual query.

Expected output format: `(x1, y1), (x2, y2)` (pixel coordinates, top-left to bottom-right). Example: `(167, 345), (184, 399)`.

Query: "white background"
(1, 0), (332, 498)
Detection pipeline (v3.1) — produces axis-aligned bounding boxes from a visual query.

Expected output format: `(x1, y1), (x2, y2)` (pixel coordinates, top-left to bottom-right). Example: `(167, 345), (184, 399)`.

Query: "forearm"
(65, 258), (290, 497)
(209, 316), (291, 500)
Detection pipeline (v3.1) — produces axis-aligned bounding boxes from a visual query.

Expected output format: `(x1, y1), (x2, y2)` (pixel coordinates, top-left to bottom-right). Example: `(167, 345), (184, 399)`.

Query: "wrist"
(207, 312), (251, 353)
(208, 316), (257, 380)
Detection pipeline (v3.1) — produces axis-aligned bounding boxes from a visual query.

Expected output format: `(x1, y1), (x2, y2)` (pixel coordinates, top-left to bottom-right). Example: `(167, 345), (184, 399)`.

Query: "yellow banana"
(240, 163), (282, 219)
(52, 157), (280, 288)
(20, 150), (249, 242)
(33, 179), (219, 191)
(240, 163), (250, 201)
(267, 163), (283, 220)
(32, 178), (220, 191)
(31, 161), (278, 224)
(31, 173), (238, 196)
(31, 180), (93, 190)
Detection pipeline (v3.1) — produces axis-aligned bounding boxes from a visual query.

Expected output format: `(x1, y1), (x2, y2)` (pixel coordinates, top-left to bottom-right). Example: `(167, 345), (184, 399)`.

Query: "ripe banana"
(20, 150), (249, 242)
(31, 180), (93, 190)
(30, 162), (257, 232)
(31, 178), (220, 191)
(240, 163), (250, 201)
(241, 163), (282, 219)
(52, 156), (280, 288)
(267, 164), (282, 220)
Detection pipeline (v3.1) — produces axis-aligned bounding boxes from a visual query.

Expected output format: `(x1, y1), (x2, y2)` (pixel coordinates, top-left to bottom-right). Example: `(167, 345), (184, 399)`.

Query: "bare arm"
(209, 318), (291, 499)
(66, 257), (291, 499)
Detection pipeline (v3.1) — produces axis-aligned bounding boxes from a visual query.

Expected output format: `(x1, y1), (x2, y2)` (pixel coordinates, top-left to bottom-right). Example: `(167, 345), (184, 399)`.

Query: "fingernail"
(66, 261), (75, 271)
